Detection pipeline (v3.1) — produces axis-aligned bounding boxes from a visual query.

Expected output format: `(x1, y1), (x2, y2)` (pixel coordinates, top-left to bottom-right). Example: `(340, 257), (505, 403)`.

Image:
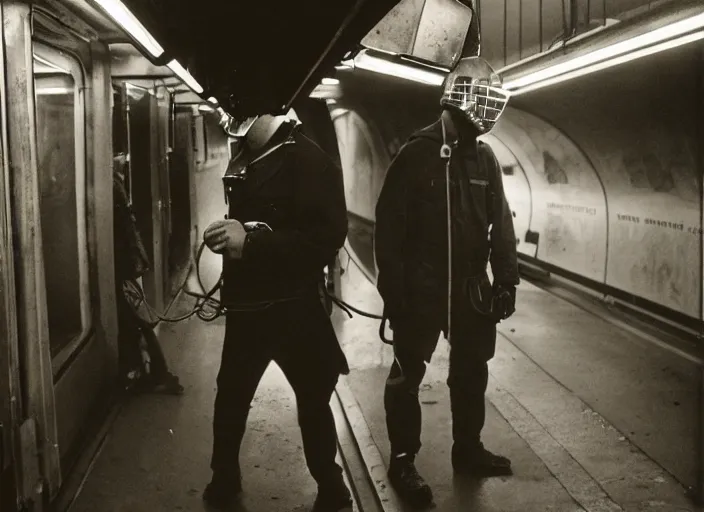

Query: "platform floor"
(334, 244), (698, 512)
(67, 242), (700, 512)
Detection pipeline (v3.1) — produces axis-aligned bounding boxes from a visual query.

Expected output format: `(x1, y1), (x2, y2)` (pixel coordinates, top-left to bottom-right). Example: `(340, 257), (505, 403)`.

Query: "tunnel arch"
(490, 106), (609, 283)
(329, 103), (392, 223)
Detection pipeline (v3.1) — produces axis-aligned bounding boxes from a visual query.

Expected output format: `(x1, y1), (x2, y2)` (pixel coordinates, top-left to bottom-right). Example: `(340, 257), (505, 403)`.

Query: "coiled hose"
(123, 241), (385, 328)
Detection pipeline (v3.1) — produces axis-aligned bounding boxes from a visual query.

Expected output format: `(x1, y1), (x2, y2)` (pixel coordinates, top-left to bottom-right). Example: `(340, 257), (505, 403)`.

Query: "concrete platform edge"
(335, 375), (404, 511)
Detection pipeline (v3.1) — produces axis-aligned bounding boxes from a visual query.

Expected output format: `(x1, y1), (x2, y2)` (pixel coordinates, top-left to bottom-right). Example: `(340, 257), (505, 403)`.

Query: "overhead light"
(91, 0), (164, 58)
(353, 50), (445, 86)
(504, 12), (704, 92)
(507, 29), (704, 95)
(167, 60), (203, 94)
(321, 78), (340, 85)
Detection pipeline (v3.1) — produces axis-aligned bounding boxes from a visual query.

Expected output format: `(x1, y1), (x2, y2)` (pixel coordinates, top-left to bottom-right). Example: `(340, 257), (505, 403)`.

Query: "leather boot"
(388, 454), (433, 508)
(452, 442), (512, 477)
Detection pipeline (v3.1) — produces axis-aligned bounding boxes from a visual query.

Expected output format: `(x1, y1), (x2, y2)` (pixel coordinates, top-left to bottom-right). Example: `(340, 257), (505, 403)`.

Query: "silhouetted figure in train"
(113, 154), (183, 395)
(202, 114), (352, 511)
(374, 57), (520, 507)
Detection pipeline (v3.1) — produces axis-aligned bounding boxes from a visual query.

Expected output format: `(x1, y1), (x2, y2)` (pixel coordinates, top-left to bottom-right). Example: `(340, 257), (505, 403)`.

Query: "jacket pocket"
(464, 272), (493, 316)
(466, 162), (490, 226)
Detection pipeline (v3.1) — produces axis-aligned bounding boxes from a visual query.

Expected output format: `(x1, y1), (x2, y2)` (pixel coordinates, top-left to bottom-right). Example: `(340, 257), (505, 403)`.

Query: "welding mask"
(222, 109), (300, 139)
(440, 57), (510, 133)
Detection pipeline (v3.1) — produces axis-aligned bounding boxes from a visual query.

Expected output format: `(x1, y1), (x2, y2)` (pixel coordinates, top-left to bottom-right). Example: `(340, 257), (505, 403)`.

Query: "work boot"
(312, 477), (353, 512)
(203, 471), (242, 510)
(452, 442), (512, 477)
(388, 454), (433, 508)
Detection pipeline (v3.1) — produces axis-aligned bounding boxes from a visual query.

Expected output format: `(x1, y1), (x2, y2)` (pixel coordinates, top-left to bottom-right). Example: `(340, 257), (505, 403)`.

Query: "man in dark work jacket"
(375, 57), (520, 508)
(202, 114), (352, 511)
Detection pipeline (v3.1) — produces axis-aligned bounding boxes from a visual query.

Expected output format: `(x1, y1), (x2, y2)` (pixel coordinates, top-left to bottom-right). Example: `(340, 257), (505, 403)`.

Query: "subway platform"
(66, 242), (700, 512)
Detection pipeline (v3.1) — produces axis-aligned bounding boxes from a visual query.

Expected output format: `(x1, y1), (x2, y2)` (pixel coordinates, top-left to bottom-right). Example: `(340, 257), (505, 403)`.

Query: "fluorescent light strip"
(321, 78), (340, 85)
(509, 29), (704, 96)
(354, 51), (445, 86)
(167, 60), (204, 94)
(92, 0), (164, 58)
(504, 12), (704, 90)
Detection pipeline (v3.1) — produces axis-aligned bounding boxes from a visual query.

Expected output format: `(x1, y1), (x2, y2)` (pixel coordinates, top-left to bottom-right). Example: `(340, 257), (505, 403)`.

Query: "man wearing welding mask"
(201, 113), (352, 511)
(374, 56), (520, 507)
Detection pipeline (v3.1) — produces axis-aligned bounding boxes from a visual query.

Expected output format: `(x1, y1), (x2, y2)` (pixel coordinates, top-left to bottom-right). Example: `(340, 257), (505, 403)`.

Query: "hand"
(203, 219), (247, 260)
(491, 284), (516, 321)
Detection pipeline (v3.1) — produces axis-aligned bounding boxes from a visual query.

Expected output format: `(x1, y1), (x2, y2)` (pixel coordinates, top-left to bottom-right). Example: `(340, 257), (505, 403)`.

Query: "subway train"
(0, 3), (237, 512)
(0, 0), (703, 510)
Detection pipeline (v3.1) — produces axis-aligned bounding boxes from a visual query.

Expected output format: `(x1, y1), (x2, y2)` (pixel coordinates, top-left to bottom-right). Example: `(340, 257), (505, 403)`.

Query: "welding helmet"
(440, 57), (510, 133)
(222, 108), (301, 139)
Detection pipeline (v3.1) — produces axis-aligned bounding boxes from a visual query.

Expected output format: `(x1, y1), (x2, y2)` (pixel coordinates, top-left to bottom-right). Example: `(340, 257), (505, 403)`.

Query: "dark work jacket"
(374, 109), (519, 322)
(221, 130), (348, 306)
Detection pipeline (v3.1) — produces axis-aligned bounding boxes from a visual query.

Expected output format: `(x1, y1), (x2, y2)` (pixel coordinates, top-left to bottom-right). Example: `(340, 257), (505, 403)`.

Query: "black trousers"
(210, 294), (349, 487)
(384, 305), (496, 457)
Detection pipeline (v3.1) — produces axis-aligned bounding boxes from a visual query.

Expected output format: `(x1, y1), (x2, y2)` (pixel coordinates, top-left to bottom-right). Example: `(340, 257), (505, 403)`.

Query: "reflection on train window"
(33, 50), (91, 359)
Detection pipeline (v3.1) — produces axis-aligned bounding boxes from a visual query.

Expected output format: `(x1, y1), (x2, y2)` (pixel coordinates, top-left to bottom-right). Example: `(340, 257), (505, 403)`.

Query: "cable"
(337, 244), (393, 344)
(123, 239), (385, 327)
(122, 239), (228, 327)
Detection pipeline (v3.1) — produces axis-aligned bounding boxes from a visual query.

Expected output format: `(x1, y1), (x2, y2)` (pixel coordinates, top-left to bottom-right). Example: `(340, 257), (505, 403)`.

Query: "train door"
(0, 9), (21, 506)
(170, 108), (196, 285)
(32, 30), (116, 484)
(112, 85), (130, 192)
(0, 5), (117, 509)
(156, 86), (175, 300)
(126, 85), (166, 312)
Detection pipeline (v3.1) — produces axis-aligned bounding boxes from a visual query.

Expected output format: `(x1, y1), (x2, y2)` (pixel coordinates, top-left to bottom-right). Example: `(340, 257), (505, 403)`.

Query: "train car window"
(32, 45), (91, 361)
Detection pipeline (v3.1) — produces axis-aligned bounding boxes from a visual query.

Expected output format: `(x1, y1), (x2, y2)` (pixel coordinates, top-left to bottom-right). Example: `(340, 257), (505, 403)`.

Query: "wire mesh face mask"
(441, 57), (510, 133)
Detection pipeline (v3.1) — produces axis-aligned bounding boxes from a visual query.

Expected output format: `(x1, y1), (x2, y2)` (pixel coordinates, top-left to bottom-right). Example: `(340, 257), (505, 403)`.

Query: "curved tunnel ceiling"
(117, 0), (402, 120)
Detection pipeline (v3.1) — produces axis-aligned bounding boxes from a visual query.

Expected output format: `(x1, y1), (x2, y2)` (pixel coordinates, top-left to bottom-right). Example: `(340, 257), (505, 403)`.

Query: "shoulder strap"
(440, 109), (458, 161)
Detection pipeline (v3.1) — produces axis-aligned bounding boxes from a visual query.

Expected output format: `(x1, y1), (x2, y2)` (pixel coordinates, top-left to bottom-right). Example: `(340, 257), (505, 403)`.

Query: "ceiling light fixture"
(167, 60), (204, 94)
(91, 0), (164, 58)
(504, 12), (704, 93)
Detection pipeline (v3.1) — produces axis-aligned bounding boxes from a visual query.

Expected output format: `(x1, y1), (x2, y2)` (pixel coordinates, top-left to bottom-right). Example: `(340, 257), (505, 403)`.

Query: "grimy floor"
(70, 159), (700, 512)
(66, 238), (700, 511)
